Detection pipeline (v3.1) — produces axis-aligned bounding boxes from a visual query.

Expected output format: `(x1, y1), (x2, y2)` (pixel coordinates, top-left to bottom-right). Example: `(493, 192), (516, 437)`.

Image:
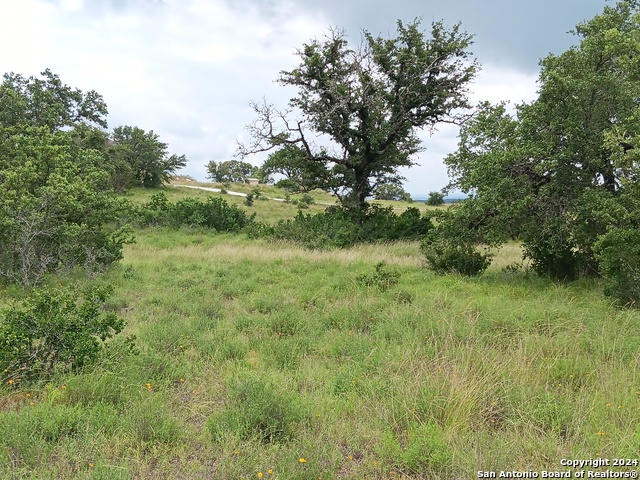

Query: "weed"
(357, 262), (400, 292)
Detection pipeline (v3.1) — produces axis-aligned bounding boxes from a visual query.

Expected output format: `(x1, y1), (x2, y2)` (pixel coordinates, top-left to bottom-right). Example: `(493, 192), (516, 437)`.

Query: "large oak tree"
(239, 19), (478, 210)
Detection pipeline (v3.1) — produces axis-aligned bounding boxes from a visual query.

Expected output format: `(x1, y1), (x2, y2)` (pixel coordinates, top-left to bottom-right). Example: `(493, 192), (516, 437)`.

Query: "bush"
(261, 205), (432, 249)
(292, 192), (315, 208)
(0, 284), (126, 383)
(426, 191), (445, 206)
(523, 237), (587, 281)
(595, 227), (640, 307)
(132, 192), (254, 231)
(421, 236), (492, 276)
(357, 262), (401, 292)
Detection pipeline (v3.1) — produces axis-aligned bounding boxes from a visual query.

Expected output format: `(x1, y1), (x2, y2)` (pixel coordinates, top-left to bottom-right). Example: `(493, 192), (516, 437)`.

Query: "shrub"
(0, 284), (126, 382)
(524, 238), (587, 281)
(426, 191), (445, 206)
(263, 205), (432, 249)
(132, 192), (254, 231)
(357, 262), (401, 292)
(595, 227), (640, 307)
(421, 236), (492, 276)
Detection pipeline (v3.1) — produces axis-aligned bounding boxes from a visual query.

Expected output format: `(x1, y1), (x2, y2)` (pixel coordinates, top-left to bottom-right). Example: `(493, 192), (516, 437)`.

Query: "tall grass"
(1, 229), (638, 479)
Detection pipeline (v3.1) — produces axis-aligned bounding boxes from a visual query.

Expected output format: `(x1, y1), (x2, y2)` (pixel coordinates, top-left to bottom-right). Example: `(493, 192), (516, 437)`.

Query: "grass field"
(1, 195), (639, 479)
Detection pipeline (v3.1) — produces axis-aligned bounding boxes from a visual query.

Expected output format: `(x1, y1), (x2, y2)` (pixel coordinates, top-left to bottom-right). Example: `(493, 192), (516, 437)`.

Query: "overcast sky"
(0, 0), (606, 196)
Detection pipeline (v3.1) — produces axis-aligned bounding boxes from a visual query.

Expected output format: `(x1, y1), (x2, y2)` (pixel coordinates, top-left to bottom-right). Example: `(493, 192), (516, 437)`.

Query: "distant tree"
(426, 191), (445, 206)
(206, 159), (254, 183)
(260, 145), (325, 192)
(374, 183), (412, 202)
(110, 125), (186, 188)
(238, 19), (478, 211)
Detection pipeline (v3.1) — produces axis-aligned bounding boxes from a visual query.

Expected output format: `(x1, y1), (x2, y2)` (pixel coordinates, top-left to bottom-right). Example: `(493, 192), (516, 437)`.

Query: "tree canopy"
(0, 69), (108, 131)
(206, 159), (255, 183)
(440, 0), (640, 282)
(110, 125), (186, 188)
(260, 145), (326, 192)
(239, 19), (478, 210)
(0, 70), (131, 285)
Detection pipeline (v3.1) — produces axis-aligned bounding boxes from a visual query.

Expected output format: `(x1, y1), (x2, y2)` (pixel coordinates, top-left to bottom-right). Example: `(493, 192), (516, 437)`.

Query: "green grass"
(1, 229), (639, 479)
(123, 181), (438, 225)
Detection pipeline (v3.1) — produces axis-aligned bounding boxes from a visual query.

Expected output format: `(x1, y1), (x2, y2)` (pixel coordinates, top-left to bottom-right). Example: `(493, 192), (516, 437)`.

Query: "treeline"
(0, 69), (187, 286)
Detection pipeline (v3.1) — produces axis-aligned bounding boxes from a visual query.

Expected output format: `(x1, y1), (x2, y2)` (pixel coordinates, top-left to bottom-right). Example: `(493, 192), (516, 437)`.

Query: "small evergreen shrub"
(263, 205), (432, 249)
(132, 192), (254, 231)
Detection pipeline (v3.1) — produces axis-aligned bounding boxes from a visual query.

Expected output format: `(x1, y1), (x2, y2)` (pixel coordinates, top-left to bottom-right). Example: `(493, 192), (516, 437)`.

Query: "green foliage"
(421, 235), (492, 276)
(241, 19), (478, 210)
(207, 377), (307, 443)
(595, 228), (640, 306)
(0, 284), (126, 382)
(379, 422), (453, 475)
(0, 69), (108, 131)
(257, 205), (432, 249)
(243, 187), (264, 207)
(291, 192), (315, 208)
(374, 183), (412, 202)
(110, 125), (186, 188)
(426, 191), (445, 206)
(132, 192), (254, 231)
(206, 159), (255, 183)
(262, 144), (328, 193)
(442, 1), (640, 281)
(0, 125), (133, 286)
(357, 262), (400, 292)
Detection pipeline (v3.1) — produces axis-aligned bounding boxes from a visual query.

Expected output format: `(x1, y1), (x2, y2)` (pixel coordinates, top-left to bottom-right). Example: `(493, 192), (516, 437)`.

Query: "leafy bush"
(421, 236), (492, 276)
(523, 236), (587, 281)
(595, 227), (640, 307)
(258, 205), (432, 249)
(132, 192), (254, 231)
(0, 126), (133, 286)
(0, 284), (126, 383)
(291, 192), (315, 208)
(426, 191), (445, 206)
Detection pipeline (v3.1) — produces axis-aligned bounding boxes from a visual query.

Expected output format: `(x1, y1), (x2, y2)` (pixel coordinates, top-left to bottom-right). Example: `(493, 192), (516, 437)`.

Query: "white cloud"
(470, 64), (539, 106)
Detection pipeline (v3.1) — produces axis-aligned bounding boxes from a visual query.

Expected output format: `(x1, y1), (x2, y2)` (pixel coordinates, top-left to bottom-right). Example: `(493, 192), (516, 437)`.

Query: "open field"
(1, 226), (639, 479)
(121, 182), (443, 226)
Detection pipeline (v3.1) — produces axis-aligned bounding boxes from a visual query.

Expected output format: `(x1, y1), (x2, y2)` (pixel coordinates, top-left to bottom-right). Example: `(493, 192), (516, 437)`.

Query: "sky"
(0, 0), (606, 196)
